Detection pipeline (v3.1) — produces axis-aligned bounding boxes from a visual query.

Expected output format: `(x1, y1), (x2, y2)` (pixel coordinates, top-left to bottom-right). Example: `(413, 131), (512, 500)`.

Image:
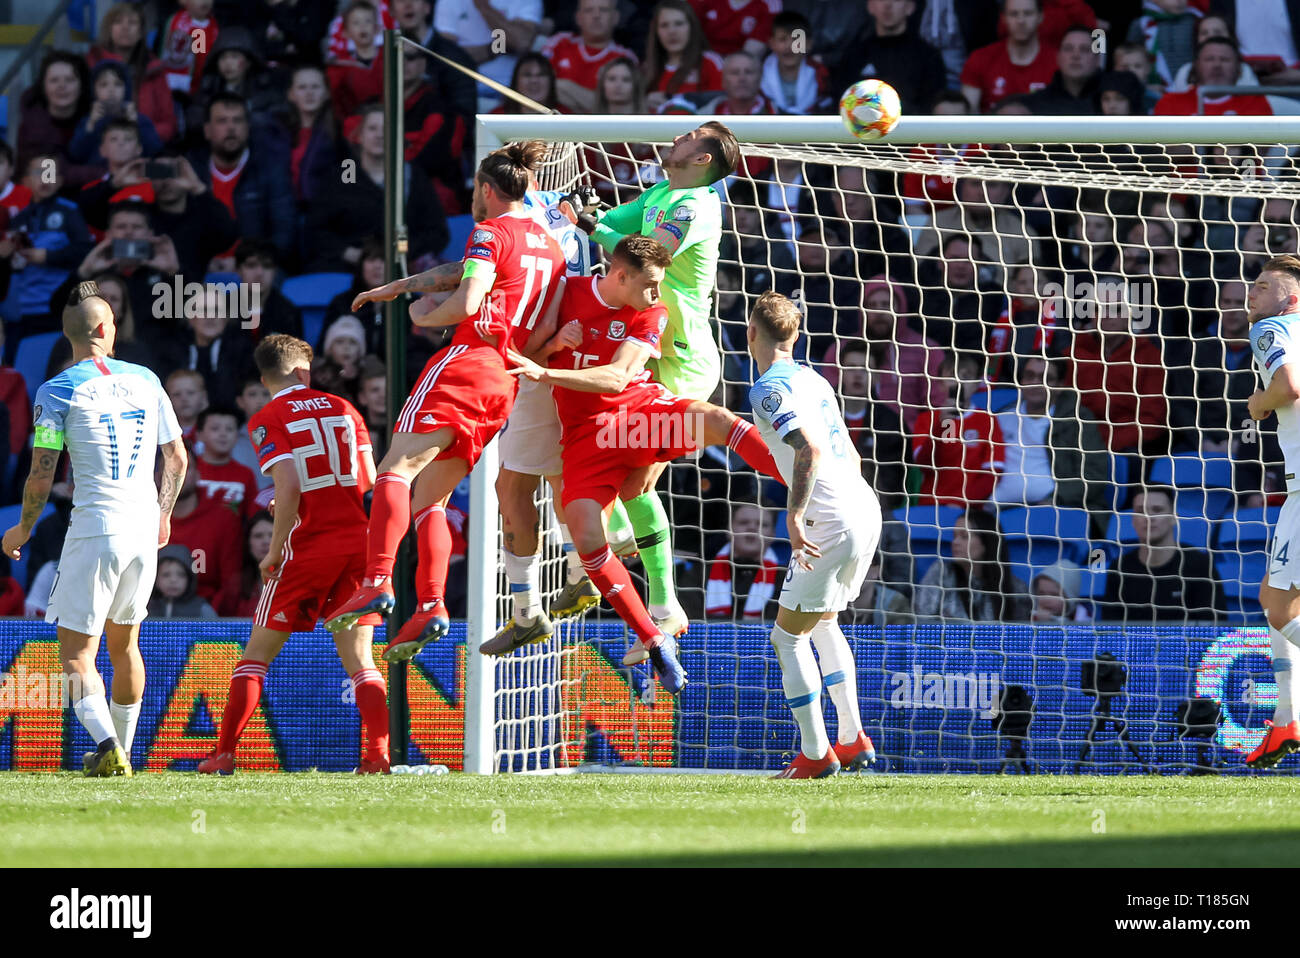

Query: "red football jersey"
(452, 209), (566, 357)
(651, 51), (725, 94)
(542, 33), (637, 90)
(1154, 89), (1273, 117)
(690, 0), (776, 56)
(247, 384), (373, 551)
(548, 276), (668, 431)
(196, 456), (259, 520)
(960, 41), (1056, 111)
(911, 408), (1005, 506)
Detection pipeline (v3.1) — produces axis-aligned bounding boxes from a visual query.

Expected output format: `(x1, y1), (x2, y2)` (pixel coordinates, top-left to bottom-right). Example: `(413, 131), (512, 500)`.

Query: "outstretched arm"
(2, 446), (60, 558)
(508, 339), (651, 394)
(351, 262), (466, 311)
(411, 271), (493, 328)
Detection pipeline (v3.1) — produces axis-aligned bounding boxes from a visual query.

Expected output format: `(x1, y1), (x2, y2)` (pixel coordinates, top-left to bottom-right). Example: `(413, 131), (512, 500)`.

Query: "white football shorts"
(778, 491), (883, 614)
(499, 376), (563, 477)
(47, 533), (157, 635)
(1269, 491), (1300, 591)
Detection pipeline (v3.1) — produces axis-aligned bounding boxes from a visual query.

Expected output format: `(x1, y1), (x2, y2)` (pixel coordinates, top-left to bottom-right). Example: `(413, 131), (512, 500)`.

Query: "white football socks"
(558, 524), (585, 585)
(770, 624), (829, 760)
(73, 690), (117, 746)
(110, 699), (142, 756)
(811, 618), (863, 745)
(1272, 615), (1300, 726)
(502, 550), (541, 625)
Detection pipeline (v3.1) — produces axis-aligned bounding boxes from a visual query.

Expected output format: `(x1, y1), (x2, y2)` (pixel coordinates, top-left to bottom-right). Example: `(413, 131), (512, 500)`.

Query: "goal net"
(467, 114), (1300, 775)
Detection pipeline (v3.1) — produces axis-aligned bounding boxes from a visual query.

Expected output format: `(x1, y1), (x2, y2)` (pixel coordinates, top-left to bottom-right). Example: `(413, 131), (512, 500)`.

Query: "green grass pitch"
(4, 772), (1300, 867)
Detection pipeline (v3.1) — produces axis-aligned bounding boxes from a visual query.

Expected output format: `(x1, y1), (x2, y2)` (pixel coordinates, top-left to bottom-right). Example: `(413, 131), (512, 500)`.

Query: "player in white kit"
(1, 283), (187, 777)
(746, 292), (883, 779)
(1245, 255), (1300, 768)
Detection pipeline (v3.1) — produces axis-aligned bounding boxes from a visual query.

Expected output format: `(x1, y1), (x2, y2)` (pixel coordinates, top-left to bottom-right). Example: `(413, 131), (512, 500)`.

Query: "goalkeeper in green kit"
(568, 121), (740, 664)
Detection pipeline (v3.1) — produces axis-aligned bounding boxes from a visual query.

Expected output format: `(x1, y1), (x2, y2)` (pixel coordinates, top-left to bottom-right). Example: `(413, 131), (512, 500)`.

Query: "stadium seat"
(15, 332), (62, 402)
(998, 506), (1091, 565)
(441, 214), (476, 261)
(1217, 553), (1268, 599)
(1216, 507), (1278, 552)
(968, 386), (1018, 413)
(1150, 453), (1233, 490)
(1103, 513), (1213, 555)
(0, 502), (53, 587)
(895, 504), (962, 584)
(281, 272), (353, 347)
(204, 271), (240, 287)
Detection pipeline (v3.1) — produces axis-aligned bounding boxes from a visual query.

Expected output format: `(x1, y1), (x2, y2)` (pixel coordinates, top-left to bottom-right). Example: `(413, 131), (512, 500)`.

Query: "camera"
(112, 238), (153, 262)
(1080, 651), (1125, 698)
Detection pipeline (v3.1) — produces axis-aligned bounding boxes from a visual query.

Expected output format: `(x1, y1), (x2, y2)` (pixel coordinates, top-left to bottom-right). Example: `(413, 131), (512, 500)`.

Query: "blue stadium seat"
(1217, 552), (1268, 599)
(969, 386), (1018, 413)
(896, 504), (962, 584)
(281, 272), (353, 347)
(1150, 452), (1233, 489)
(441, 214), (476, 260)
(998, 506), (1091, 565)
(1216, 507), (1278, 551)
(1104, 512), (1213, 554)
(15, 332), (62, 402)
(204, 271), (240, 287)
(0, 502), (53, 587)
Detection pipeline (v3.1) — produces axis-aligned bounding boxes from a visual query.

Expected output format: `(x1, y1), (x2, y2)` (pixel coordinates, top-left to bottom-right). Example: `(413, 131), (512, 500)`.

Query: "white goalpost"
(461, 112), (1300, 776)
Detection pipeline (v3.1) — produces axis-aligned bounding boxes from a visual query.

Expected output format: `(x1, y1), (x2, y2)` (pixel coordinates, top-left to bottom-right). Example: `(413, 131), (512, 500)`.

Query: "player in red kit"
(198, 335), (389, 774)
(326, 141), (566, 661)
(499, 236), (786, 692)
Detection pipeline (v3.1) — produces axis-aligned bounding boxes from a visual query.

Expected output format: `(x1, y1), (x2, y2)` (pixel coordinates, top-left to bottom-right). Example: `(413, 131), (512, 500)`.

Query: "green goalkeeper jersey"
(592, 179), (722, 399)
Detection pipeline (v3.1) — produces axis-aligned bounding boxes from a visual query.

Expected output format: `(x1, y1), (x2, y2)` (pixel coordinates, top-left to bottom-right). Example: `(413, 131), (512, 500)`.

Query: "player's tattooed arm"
(351, 262), (464, 311)
(2, 446), (58, 558)
(18, 447), (58, 531)
(157, 438), (187, 516)
(781, 428), (822, 570)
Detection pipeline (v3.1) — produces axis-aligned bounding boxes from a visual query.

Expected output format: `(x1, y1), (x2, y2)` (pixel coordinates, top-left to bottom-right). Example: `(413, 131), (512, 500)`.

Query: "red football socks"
(364, 473), (412, 582)
(413, 503), (451, 612)
(351, 668), (390, 758)
(727, 419), (784, 484)
(216, 659), (267, 755)
(580, 546), (660, 646)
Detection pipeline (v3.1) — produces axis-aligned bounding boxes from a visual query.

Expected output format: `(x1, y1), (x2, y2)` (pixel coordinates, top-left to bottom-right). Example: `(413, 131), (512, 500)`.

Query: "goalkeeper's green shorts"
(649, 347), (721, 402)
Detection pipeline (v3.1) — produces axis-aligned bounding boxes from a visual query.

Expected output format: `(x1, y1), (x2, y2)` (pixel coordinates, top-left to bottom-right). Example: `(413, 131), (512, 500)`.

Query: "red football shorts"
(560, 383), (699, 510)
(255, 546), (381, 633)
(397, 342), (517, 468)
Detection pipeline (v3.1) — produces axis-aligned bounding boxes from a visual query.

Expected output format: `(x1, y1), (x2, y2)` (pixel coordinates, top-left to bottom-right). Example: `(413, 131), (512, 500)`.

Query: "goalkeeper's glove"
(559, 186), (602, 234)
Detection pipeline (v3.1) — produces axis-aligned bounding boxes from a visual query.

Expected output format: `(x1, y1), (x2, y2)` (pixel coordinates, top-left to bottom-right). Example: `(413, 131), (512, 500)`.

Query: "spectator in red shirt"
(544, 0), (638, 113)
(691, 0), (774, 58)
(644, 0), (725, 112)
(168, 444), (243, 614)
(1068, 280), (1168, 454)
(703, 51), (774, 178)
(328, 1), (385, 123)
(705, 502), (781, 620)
(961, 0), (1057, 112)
(999, 0), (1096, 52)
(1154, 37), (1273, 115)
(195, 405), (260, 520)
(903, 92), (979, 210)
(761, 11), (832, 115)
(87, 2), (177, 146)
(911, 351), (1006, 506)
(159, 0), (218, 98)
(0, 140), (32, 228)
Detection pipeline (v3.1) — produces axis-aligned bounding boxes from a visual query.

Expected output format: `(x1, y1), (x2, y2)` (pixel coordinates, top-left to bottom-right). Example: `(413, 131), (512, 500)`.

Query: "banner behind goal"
(467, 114), (1300, 774)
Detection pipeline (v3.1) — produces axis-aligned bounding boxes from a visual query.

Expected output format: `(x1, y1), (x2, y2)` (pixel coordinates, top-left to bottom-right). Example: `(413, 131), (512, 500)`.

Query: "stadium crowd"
(0, 0), (1293, 626)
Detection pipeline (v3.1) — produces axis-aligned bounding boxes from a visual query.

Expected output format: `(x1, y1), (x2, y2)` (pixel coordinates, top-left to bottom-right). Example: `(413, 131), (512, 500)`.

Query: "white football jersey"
(1252, 313), (1300, 493)
(749, 359), (875, 536)
(33, 357), (182, 539)
(525, 189), (592, 277)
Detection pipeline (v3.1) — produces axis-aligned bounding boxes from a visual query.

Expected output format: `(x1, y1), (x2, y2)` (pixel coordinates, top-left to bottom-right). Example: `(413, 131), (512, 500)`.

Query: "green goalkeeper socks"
(623, 492), (675, 608)
(605, 498), (634, 552)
